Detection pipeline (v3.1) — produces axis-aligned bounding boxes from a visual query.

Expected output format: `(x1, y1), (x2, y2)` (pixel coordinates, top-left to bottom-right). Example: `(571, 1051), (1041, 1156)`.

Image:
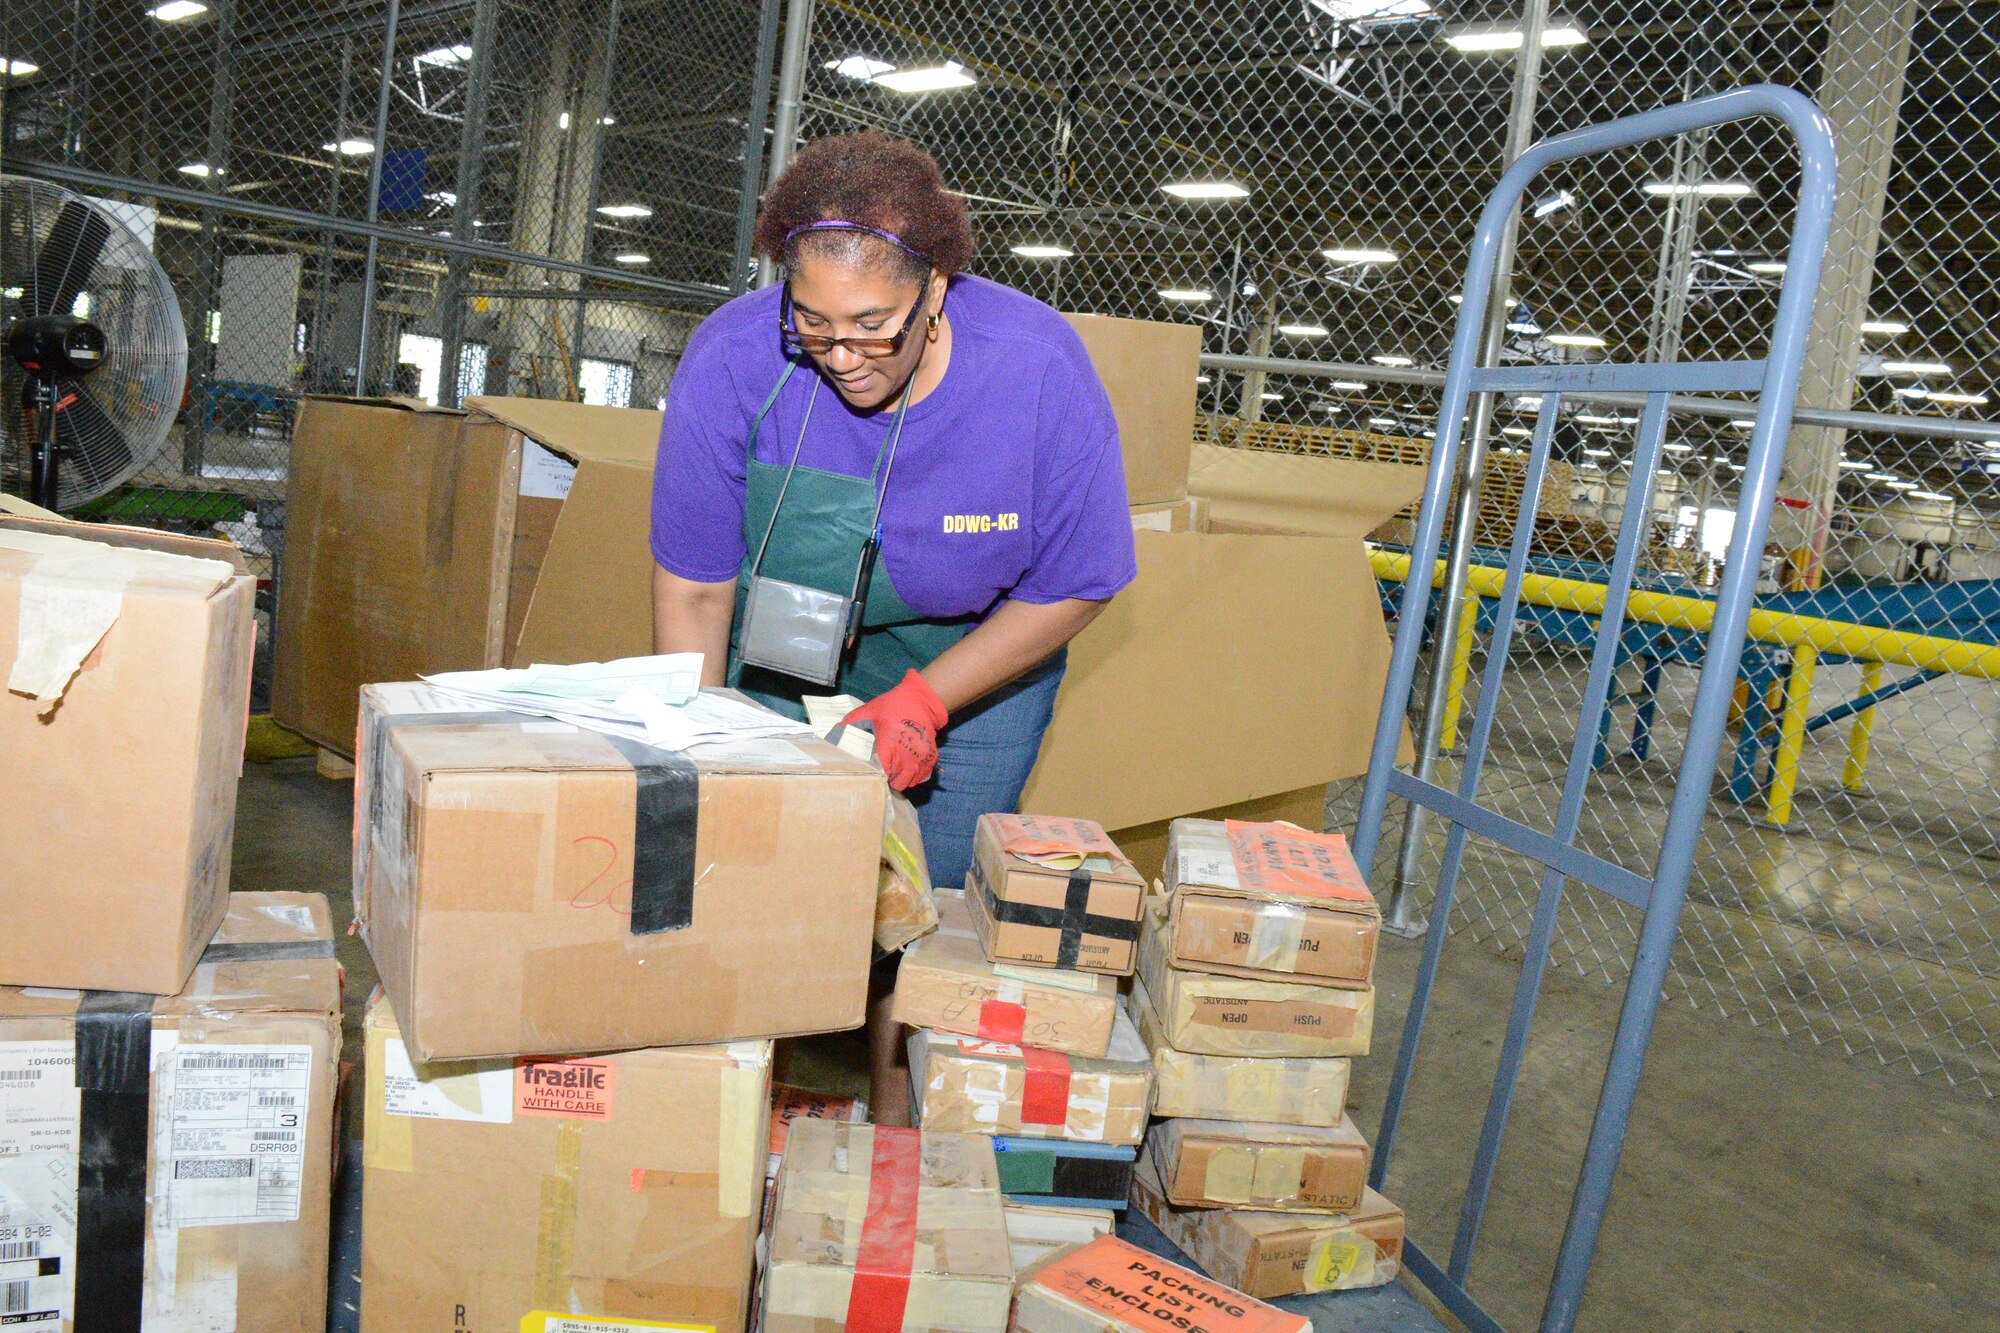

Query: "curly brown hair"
(754, 131), (975, 279)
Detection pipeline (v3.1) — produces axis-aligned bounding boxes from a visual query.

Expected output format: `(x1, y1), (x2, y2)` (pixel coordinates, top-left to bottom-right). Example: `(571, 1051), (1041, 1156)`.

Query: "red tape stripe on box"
(977, 999), (1026, 1043)
(846, 1125), (921, 1333)
(1019, 1046), (1072, 1126)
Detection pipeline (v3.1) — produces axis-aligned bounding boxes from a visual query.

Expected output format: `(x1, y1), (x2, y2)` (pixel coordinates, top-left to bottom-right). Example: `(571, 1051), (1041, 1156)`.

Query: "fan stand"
(24, 379), (63, 511)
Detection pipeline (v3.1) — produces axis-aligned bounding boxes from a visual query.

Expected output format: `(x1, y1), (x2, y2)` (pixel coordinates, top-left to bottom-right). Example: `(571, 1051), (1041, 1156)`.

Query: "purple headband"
(783, 219), (932, 266)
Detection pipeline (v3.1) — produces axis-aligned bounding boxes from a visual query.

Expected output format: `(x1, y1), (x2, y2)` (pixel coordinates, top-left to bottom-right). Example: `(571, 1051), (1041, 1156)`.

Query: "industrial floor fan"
(1, 176), (186, 511)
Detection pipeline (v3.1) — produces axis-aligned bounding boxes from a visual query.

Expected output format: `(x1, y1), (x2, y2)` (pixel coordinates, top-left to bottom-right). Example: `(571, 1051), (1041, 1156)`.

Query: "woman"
(650, 131), (1135, 1121)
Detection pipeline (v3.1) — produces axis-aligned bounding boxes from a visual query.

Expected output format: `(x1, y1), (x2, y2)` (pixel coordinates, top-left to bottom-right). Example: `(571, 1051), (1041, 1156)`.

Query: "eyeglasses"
(780, 276), (931, 359)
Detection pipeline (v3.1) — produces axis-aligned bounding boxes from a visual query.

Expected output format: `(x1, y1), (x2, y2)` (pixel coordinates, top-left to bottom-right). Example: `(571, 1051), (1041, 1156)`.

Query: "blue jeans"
(908, 650), (1066, 892)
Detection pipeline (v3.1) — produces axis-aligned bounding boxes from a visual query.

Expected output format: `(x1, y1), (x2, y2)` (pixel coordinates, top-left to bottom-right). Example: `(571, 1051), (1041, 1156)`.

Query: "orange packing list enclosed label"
(514, 1057), (616, 1120)
(1031, 1235), (1309, 1333)
(994, 813), (1132, 865)
(1223, 820), (1373, 904)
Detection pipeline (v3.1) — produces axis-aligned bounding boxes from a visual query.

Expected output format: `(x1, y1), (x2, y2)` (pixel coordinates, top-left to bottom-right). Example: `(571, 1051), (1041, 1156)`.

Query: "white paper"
(519, 440), (578, 500)
(156, 1043), (315, 1227)
(253, 904), (316, 935)
(0, 1151), (76, 1327)
(0, 1044), (79, 1157)
(379, 1039), (512, 1124)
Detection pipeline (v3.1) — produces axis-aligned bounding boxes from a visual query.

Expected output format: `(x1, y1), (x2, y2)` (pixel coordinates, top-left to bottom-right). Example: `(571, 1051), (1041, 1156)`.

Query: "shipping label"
(0, 1151), (77, 1327)
(380, 1038), (513, 1123)
(159, 1043), (316, 1227)
(520, 1314), (714, 1333)
(514, 1058), (614, 1120)
(0, 1043), (80, 1157)
(519, 440), (578, 499)
(252, 903), (317, 934)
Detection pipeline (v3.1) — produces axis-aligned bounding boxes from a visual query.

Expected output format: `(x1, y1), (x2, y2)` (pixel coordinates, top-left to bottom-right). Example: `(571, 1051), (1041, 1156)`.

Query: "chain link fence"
(797, 0), (1999, 1094)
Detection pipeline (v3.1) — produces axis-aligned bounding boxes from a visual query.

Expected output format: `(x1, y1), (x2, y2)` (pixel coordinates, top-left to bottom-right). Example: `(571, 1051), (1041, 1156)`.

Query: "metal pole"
(438, 0), (497, 406)
(757, 0), (816, 289)
(354, 0), (404, 397)
(184, 0), (237, 476)
(1380, 0), (1549, 937)
(569, 0), (622, 387)
(63, 0), (92, 164)
(731, 0), (784, 293)
(1213, 246), (1242, 419)
(311, 39), (355, 393)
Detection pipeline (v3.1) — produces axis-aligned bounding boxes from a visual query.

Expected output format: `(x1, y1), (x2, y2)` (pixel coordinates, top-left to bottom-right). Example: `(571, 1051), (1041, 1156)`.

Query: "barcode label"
(0, 1071), (38, 1084)
(175, 1158), (254, 1180)
(2, 1281), (29, 1314)
(180, 1054), (290, 1071)
(0, 1242), (40, 1262)
(252, 1131), (297, 1142)
(0, 1042), (78, 1157)
(256, 1092), (296, 1107)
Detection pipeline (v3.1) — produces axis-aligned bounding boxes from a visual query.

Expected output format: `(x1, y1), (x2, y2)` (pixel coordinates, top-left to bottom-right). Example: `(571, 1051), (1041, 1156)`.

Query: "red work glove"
(842, 669), (948, 791)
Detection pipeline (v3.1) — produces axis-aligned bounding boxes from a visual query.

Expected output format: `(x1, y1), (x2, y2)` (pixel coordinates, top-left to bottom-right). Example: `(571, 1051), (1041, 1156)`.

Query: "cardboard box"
(354, 681), (884, 1059)
(1139, 903), (1374, 1058)
(1129, 498), (1208, 533)
(892, 892), (1119, 1058)
(1063, 313), (1199, 505)
(361, 996), (770, 1333)
(909, 1006), (1152, 1144)
(763, 1120), (1012, 1333)
(1113, 785), (1326, 886)
(1131, 986), (1350, 1127)
(1012, 1234), (1310, 1333)
(0, 892), (341, 1331)
(967, 815), (1145, 975)
(1165, 819), (1380, 988)
(1, 517), (256, 993)
(1150, 1115), (1370, 1214)
(1130, 1150), (1403, 1297)
(994, 1136), (1136, 1209)
(1002, 1202), (1116, 1272)
(273, 393), (664, 754)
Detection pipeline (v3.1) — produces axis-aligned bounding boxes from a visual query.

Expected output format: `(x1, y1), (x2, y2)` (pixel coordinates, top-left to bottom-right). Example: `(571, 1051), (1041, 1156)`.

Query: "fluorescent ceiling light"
(873, 62), (976, 93)
(1446, 23), (1589, 52)
(1194, 374), (1211, 384)
(1575, 413), (1636, 425)
(177, 161), (218, 177)
(1157, 288), (1212, 302)
(1260, 392), (1283, 401)
(1861, 319), (1908, 336)
(1896, 386), (1989, 406)
(1908, 490), (1952, 502)
(1838, 459), (1872, 471)
(1371, 354), (1414, 366)
(1502, 426), (1532, 437)
(1583, 448), (1613, 458)
(612, 252), (651, 265)
(1010, 243), (1074, 259)
(1330, 381), (1369, 391)
(1643, 180), (1755, 198)
(1532, 190), (1576, 219)
(1324, 246), (1397, 264)
(414, 43), (473, 66)
(1878, 359), (1951, 375)
(148, 1), (209, 21)
(1746, 260), (1787, 275)
(826, 55), (895, 80)
(1162, 181), (1249, 200)
(596, 203), (653, 219)
(323, 138), (375, 155)
(1451, 293), (1520, 307)
(1863, 471), (1899, 482)
(558, 111), (616, 129)
(1728, 419), (1757, 429)
(426, 190), (458, 207)
(2, 58), (38, 78)
(1278, 323), (1329, 337)
(1368, 417), (1400, 428)
(1664, 442), (1693, 453)
(1884, 480), (1918, 491)
(1547, 332), (1605, 348)
(1728, 462), (1746, 471)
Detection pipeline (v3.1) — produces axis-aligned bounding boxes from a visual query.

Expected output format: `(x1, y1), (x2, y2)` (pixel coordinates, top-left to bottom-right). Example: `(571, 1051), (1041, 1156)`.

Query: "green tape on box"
(994, 1148), (1058, 1194)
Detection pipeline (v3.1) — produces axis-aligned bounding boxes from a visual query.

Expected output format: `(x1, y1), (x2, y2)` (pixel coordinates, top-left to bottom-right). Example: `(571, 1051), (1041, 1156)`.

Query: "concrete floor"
(235, 754), (2000, 1332)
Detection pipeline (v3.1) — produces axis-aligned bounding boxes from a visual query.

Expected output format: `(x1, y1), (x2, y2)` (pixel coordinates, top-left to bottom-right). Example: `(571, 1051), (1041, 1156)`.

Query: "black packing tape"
(74, 990), (156, 1333)
(980, 867), (1139, 969)
(363, 707), (523, 839)
(198, 938), (338, 964)
(605, 735), (701, 935)
(1007, 1150), (1135, 1204)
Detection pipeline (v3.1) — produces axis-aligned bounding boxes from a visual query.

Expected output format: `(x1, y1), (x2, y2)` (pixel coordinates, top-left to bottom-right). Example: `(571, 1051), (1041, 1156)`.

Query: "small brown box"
(892, 891), (1119, 1058)
(908, 1004), (1152, 1144)
(968, 814), (1145, 975)
(1149, 1115), (1371, 1214)
(1165, 818), (1380, 988)
(1129, 1148), (1404, 1297)
(1131, 984), (1351, 1127)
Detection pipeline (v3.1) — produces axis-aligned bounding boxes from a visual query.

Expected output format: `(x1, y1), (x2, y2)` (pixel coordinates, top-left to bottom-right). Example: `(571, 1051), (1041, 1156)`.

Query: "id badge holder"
(738, 574), (850, 686)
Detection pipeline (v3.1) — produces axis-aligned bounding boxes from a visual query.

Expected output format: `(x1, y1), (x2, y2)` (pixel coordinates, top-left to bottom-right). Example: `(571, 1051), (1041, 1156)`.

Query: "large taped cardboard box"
(763, 1120), (1012, 1333)
(1166, 819), (1379, 988)
(1131, 1150), (1403, 1298)
(909, 1005), (1152, 1144)
(0, 517), (255, 994)
(1062, 313), (1198, 505)
(1012, 1234), (1310, 1333)
(355, 681), (884, 1060)
(0, 892), (341, 1331)
(968, 815), (1144, 976)
(1150, 1115), (1370, 1214)
(361, 996), (770, 1333)
(1112, 785), (1327, 886)
(273, 393), (664, 755)
(892, 892), (1119, 1059)
(1131, 987), (1350, 1127)
(1140, 903), (1373, 1059)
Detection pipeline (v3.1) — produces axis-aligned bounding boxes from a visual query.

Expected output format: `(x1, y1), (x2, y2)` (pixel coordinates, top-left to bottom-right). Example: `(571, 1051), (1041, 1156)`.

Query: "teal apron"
(726, 359), (974, 718)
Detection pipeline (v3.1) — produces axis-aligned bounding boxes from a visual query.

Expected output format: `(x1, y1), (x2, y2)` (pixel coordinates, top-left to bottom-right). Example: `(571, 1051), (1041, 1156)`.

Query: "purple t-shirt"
(650, 273), (1137, 620)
